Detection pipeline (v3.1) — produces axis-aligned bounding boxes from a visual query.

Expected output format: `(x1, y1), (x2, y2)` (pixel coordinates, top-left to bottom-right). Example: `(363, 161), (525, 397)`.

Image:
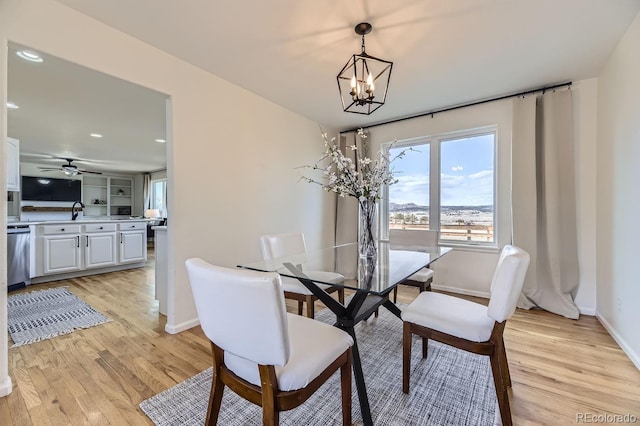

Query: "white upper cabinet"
(6, 137), (20, 192)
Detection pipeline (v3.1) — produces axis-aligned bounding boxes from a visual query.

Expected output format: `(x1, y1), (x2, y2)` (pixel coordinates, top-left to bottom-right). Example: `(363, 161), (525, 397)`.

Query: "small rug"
(140, 305), (498, 425)
(7, 287), (112, 347)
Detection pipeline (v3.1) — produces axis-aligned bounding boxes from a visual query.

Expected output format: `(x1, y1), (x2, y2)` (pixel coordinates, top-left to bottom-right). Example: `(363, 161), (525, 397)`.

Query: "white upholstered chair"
(260, 232), (345, 318)
(388, 229), (439, 302)
(401, 245), (530, 426)
(185, 258), (354, 426)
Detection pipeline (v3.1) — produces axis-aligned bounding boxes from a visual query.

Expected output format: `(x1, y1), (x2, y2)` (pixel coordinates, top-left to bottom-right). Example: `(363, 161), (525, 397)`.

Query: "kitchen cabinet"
(119, 222), (146, 263)
(41, 225), (82, 275)
(33, 220), (146, 281)
(6, 137), (20, 192)
(84, 223), (117, 269)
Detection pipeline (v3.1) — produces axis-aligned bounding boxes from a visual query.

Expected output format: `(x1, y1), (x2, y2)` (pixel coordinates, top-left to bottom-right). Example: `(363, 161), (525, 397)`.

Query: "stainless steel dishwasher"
(7, 225), (31, 291)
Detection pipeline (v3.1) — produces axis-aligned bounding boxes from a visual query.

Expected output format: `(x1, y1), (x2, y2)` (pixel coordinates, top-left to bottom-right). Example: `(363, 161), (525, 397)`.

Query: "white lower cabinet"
(35, 221), (146, 277)
(119, 222), (147, 264)
(43, 234), (82, 274)
(84, 223), (117, 269)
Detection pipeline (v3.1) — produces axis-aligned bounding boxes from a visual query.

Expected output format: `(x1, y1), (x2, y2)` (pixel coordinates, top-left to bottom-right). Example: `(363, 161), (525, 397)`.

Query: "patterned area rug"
(140, 305), (498, 426)
(7, 287), (112, 347)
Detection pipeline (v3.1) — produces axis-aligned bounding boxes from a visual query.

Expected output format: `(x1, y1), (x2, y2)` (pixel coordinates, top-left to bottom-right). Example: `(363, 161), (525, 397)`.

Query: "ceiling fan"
(38, 158), (102, 176)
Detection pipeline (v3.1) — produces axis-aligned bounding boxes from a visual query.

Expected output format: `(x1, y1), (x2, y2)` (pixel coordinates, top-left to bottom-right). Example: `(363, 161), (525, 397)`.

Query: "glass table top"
(238, 242), (451, 295)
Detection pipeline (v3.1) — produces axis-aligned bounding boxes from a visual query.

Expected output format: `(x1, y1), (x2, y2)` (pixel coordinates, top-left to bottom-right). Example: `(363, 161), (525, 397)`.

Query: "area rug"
(140, 305), (498, 426)
(7, 287), (112, 347)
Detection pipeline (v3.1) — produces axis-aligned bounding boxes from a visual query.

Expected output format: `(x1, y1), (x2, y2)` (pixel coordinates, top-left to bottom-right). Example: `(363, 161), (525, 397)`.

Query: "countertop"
(7, 218), (148, 227)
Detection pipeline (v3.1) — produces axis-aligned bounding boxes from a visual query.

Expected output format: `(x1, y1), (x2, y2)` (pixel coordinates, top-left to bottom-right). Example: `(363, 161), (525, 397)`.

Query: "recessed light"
(6, 102), (19, 109)
(90, 133), (103, 138)
(16, 50), (44, 63)
(155, 138), (166, 143)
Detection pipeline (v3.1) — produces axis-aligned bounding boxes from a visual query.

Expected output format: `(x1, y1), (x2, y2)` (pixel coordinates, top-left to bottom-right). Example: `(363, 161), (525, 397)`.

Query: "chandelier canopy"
(337, 22), (393, 115)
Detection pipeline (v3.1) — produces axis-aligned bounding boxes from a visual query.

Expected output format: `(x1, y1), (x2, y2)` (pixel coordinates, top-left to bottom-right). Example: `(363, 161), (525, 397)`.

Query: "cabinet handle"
(131, 225), (135, 228)
(120, 233), (123, 244)
(61, 228), (65, 232)
(76, 236), (80, 247)
(99, 226), (103, 230)
(86, 236), (89, 247)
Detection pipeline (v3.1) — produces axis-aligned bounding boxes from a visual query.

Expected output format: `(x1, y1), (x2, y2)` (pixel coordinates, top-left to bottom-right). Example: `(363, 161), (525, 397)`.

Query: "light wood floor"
(2, 251), (639, 425)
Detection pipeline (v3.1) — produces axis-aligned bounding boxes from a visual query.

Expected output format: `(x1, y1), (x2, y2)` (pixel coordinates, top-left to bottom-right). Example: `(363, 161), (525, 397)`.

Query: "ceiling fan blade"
(78, 169), (103, 175)
(38, 167), (61, 171)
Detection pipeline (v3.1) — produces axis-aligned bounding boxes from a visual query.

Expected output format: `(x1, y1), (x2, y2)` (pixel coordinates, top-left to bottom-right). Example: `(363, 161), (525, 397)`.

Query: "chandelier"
(337, 22), (393, 115)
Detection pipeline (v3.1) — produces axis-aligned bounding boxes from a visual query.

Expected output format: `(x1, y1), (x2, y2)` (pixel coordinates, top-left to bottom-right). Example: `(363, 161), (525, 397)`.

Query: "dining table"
(238, 240), (451, 426)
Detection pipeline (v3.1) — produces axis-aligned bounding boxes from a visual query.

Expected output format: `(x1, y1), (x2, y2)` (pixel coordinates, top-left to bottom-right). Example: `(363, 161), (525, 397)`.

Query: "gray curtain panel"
(512, 90), (580, 319)
(143, 173), (151, 210)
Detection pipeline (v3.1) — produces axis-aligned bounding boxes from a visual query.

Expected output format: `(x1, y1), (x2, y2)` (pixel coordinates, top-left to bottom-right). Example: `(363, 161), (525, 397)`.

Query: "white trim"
(0, 376), (13, 398)
(596, 311), (640, 371)
(164, 317), (200, 335)
(431, 284), (490, 299)
(577, 305), (596, 316)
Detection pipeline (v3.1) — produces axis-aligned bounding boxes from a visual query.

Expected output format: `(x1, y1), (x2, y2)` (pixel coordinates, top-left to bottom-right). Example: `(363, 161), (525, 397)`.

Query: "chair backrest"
(260, 232), (306, 260)
(487, 245), (530, 323)
(389, 229), (439, 247)
(185, 258), (290, 366)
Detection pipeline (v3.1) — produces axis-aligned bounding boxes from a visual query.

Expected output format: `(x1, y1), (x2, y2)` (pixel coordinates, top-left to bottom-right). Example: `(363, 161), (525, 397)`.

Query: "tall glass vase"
(358, 198), (378, 258)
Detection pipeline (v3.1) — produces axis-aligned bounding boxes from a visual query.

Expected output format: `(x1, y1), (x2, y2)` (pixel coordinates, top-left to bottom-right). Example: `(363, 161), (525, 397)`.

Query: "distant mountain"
(389, 202), (428, 212)
(389, 202), (493, 213)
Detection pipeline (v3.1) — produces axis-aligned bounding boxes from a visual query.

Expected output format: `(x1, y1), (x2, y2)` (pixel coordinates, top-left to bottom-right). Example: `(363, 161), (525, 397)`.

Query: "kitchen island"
(16, 219), (148, 285)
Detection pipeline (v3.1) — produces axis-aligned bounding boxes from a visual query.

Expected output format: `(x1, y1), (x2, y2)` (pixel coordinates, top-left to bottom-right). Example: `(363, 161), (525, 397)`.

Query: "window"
(385, 128), (496, 245)
(151, 179), (167, 216)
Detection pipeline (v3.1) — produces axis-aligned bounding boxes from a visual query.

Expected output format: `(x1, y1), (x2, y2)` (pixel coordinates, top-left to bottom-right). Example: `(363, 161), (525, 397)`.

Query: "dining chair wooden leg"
(338, 288), (345, 304)
(341, 349), (352, 426)
(489, 351), (512, 426)
(305, 295), (315, 319)
(297, 300), (303, 316)
(402, 322), (412, 394)
(422, 337), (428, 359)
(393, 286), (398, 303)
(498, 337), (512, 387)
(258, 365), (279, 426)
(207, 344), (226, 426)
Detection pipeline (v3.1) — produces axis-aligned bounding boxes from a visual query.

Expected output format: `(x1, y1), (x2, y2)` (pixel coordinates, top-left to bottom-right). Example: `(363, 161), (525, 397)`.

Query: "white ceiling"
(8, 0), (640, 174)
(7, 43), (168, 175)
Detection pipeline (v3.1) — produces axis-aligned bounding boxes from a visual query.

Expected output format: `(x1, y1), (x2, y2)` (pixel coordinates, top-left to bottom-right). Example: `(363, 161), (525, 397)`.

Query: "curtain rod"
(341, 81), (572, 133)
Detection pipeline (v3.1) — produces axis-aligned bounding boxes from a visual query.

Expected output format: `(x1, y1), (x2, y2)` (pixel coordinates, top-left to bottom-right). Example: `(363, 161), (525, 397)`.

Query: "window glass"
(384, 129), (496, 246)
(440, 134), (494, 243)
(151, 180), (166, 215)
(388, 143), (430, 230)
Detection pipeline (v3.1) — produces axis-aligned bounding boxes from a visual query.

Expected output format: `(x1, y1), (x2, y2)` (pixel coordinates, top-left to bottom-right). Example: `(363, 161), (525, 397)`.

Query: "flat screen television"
(21, 176), (82, 202)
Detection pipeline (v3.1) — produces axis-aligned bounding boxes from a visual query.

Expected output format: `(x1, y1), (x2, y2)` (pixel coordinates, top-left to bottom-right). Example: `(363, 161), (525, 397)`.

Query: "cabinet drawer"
(118, 222), (146, 231)
(84, 223), (117, 233)
(41, 224), (81, 235)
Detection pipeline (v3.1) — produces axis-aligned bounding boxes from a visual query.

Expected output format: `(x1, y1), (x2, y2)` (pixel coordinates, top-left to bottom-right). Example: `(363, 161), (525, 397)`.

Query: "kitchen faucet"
(71, 201), (85, 221)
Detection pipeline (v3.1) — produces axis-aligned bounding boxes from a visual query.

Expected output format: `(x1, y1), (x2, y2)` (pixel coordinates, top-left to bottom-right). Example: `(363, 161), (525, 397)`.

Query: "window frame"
(381, 125), (498, 248)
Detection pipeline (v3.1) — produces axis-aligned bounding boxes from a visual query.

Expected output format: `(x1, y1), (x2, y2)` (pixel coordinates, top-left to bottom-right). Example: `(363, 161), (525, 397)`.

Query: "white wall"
(596, 11), (640, 369)
(0, 0), (336, 397)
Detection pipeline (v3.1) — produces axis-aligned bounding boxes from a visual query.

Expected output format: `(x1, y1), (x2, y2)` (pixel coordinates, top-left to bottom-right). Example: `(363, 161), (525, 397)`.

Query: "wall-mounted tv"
(21, 176), (82, 202)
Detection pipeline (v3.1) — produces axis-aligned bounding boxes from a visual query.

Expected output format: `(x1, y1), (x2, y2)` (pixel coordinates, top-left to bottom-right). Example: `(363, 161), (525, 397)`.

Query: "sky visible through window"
(390, 134), (494, 207)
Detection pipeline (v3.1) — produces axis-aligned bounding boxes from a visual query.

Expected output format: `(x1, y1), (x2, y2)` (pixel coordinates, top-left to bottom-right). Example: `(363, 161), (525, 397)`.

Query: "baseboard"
(596, 311), (640, 371)
(431, 284), (490, 299)
(0, 375), (13, 398)
(164, 317), (200, 335)
(577, 305), (596, 316)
